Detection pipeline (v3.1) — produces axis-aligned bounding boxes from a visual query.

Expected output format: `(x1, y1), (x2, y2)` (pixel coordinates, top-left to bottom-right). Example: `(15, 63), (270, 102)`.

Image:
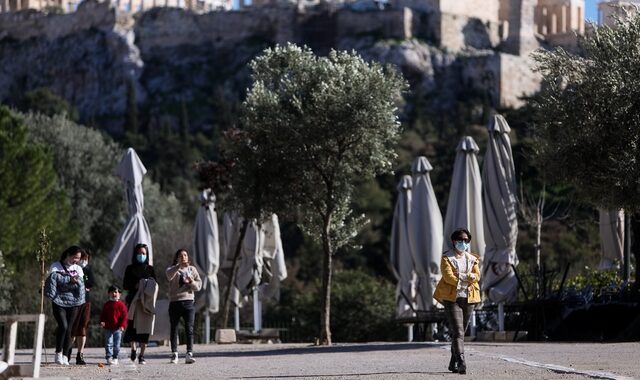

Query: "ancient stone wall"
(335, 8), (412, 41)
(0, 0), (119, 41)
(435, 12), (502, 51)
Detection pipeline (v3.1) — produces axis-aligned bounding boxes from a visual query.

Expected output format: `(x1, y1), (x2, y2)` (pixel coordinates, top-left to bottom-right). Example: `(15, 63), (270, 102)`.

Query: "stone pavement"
(22, 341), (639, 379)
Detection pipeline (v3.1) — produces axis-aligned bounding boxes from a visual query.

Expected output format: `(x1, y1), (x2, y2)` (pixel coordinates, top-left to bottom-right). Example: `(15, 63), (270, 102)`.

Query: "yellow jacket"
(433, 250), (481, 304)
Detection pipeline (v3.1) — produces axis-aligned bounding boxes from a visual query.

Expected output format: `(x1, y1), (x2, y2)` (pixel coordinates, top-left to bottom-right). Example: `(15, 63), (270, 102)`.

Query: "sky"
(586, 0), (598, 23)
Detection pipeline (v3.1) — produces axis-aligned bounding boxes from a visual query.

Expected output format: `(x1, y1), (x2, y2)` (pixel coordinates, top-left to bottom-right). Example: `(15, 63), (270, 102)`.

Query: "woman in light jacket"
(166, 248), (202, 364)
(45, 246), (86, 366)
(433, 228), (481, 375)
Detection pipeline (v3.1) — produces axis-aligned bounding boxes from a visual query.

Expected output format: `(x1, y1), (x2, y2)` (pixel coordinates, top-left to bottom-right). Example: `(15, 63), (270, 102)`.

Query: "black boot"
(448, 353), (459, 373)
(457, 353), (466, 374)
(76, 352), (86, 365)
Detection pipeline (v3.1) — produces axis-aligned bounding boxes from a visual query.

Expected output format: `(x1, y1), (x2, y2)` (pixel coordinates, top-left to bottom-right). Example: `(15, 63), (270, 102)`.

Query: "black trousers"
(443, 297), (475, 356)
(169, 300), (195, 353)
(51, 303), (79, 354)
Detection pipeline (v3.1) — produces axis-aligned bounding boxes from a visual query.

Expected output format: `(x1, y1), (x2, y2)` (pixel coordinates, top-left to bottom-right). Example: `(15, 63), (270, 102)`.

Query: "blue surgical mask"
(455, 241), (470, 252)
(136, 254), (146, 263)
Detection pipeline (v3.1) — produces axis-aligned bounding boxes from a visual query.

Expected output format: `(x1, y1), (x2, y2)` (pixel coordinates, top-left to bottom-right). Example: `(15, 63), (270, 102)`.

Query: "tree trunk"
(631, 213), (640, 291)
(221, 219), (249, 328)
(319, 213), (333, 345)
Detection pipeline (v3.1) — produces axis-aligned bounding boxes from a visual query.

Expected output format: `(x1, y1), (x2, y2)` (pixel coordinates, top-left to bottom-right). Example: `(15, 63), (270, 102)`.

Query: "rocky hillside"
(0, 0), (538, 133)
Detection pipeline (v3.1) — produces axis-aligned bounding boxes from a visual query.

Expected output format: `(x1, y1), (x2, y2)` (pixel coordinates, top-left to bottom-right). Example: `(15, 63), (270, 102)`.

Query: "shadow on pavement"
(186, 342), (447, 358)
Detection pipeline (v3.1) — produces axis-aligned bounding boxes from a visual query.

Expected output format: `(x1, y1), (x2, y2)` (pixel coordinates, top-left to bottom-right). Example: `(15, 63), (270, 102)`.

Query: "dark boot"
(76, 352), (86, 365)
(448, 353), (459, 373)
(457, 353), (466, 374)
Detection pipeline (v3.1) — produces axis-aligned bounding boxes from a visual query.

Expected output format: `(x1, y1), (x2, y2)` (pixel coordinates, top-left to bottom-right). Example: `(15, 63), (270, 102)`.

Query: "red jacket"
(100, 300), (128, 330)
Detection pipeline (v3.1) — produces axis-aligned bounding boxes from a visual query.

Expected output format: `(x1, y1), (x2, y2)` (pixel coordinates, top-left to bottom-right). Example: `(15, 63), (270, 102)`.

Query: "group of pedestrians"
(44, 228), (481, 374)
(45, 244), (202, 367)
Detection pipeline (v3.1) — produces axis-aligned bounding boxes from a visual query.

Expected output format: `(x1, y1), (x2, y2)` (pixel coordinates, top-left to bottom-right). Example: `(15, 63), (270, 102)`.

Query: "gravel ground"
(21, 341), (638, 379)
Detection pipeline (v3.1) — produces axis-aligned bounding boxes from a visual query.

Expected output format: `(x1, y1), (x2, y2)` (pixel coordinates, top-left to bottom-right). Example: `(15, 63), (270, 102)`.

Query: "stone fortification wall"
(435, 12), (502, 51)
(0, 0), (122, 41)
(497, 52), (541, 107)
(335, 8), (412, 41)
(439, 0), (500, 23)
(135, 5), (298, 55)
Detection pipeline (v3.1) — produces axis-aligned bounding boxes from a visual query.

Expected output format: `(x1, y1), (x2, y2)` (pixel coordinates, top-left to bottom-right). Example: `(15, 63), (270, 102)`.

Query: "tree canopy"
(226, 44), (407, 344)
(531, 15), (640, 212)
(0, 106), (76, 271)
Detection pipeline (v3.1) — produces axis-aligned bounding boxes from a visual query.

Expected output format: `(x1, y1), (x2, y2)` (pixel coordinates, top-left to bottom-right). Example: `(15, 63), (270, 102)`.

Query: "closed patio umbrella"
(598, 209), (624, 270)
(390, 175), (417, 318)
(193, 189), (220, 343)
(481, 114), (519, 303)
(443, 136), (485, 258)
(109, 148), (153, 279)
(408, 156), (443, 310)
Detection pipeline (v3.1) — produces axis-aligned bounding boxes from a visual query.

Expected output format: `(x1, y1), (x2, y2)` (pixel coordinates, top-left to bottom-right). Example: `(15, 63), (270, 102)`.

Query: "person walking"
(100, 285), (128, 365)
(45, 246), (86, 366)
(122, 243), (157, 365)
(166, 248), (202, 364)
(433, 228), (481, 375)
(69, 249), (95, 365)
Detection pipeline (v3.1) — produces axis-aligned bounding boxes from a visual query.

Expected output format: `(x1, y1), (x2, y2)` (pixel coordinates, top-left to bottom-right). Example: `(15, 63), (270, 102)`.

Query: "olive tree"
(226, 44), (406, 344)
(531, 14), (640, 283)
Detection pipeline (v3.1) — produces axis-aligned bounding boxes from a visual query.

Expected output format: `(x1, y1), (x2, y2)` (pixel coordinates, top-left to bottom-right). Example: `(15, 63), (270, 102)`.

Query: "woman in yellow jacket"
(433, 228), (481, 375)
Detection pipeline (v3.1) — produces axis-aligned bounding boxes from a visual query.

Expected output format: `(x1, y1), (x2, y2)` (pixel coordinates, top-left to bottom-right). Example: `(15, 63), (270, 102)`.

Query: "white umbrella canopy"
(598, 209), (624, 270)
(390, 175), (417, 318)
(481, 114), (519, 303)
(408, 156), (443, 310)
(443, 136), (485, 257)
(193, 189), (220, 314)
(235, 219), (264, 296)
(259, 214), (288, 302)
(109, 148), (153, 279)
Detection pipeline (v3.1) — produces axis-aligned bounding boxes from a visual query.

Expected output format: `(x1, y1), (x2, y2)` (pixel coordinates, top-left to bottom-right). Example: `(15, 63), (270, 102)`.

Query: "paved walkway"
(24, 341), (639, 379)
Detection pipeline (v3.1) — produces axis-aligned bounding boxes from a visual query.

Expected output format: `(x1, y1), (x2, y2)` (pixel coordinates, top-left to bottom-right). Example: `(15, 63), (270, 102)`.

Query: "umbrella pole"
(498, 303), (505, 331)
(204, 312), (211, 344)
(407, 324), (413, 342)
(234, 305), (240, 331)
(252, 287), (262, 333)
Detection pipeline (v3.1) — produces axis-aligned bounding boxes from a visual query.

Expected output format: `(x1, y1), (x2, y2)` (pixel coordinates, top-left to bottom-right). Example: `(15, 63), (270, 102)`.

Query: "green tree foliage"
(24, 113), (124, 252)
(227, 44), (407, 344)
(0, 106), (77, 272)
(531, 18), (640, 212)
(531, 15), (640, 284)
(266, 270), (404, 342)
(18, 88), (79, 121)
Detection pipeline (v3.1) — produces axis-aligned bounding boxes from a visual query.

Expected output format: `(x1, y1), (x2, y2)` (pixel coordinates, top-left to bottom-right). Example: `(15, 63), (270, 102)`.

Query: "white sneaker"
(107, 358), (114, 366)
(62, 355), (70, 366)
(54, 352), (64, 365)
(170, 352), (178, 364)
(185, 352), (195, 364)
(112, 358), (119, 366)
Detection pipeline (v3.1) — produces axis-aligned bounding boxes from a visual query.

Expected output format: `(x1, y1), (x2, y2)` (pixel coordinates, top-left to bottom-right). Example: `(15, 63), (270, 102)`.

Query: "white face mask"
(78, 260), (88, 268)
(109, 296), (119, 301)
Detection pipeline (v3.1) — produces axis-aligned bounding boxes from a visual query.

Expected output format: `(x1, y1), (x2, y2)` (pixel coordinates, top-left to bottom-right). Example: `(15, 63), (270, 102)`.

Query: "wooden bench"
(0, 314), (45, 379)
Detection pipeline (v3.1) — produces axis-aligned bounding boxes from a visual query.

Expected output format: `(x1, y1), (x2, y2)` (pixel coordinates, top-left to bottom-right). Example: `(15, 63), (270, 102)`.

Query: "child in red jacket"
(100, 285), (128, 365)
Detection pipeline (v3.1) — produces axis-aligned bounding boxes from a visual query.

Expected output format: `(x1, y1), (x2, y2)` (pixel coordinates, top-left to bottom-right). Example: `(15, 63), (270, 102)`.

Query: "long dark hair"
(59, 245), (86, 263)
(172, 248), (191, 266)
(131, 243), (150, 265)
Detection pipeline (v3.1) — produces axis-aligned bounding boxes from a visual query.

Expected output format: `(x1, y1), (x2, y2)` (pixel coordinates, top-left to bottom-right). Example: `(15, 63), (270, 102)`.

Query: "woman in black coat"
(122, 243), (156, 365)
